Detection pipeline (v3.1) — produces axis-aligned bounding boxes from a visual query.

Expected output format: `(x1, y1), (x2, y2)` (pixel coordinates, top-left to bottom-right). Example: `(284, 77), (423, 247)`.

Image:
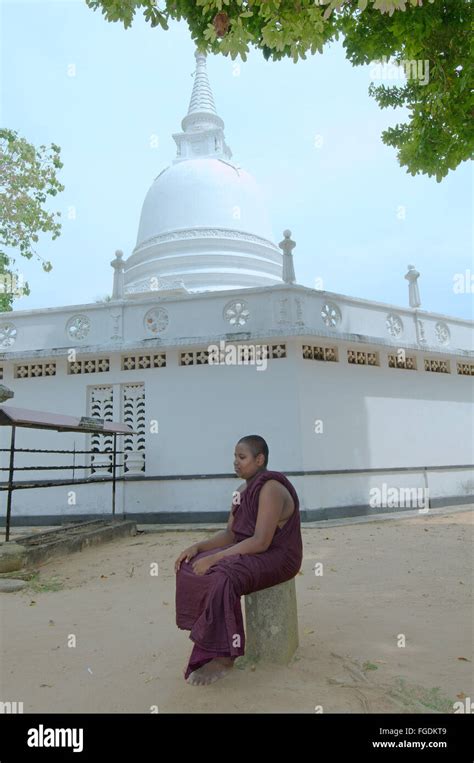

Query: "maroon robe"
(175, 469), (303, 680)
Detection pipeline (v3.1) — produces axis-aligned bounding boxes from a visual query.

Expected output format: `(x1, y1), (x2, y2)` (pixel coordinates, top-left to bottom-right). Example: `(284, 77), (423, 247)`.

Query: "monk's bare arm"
(195, 529), (233, 553)
(193, 483), (244, 553)
(212, 481), (284, 561)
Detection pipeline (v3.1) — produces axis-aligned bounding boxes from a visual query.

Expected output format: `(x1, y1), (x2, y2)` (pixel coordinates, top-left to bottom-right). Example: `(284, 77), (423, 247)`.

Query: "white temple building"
(0, 51), (472, 526)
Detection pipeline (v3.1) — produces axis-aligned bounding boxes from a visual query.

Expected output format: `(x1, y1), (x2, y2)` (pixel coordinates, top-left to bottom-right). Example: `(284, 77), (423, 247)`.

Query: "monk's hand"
(192, 555), (218, 576)
(174, 544), (199, 573)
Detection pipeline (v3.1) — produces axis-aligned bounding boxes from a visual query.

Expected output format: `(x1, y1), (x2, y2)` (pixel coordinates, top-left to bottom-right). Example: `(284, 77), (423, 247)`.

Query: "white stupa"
(0, 49), (472, 528)
(124, 51), (282, 295)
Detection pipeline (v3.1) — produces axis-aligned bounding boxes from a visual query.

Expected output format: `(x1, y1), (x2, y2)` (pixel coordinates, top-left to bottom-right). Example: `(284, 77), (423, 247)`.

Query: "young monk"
(174, 434), (303, 686)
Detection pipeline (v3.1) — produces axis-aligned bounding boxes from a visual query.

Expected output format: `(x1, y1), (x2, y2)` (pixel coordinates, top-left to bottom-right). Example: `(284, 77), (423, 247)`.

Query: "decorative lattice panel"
(269, 344), (286, 359)
(68, 358), (110, 375)
(302, 345), (338, 362)
(347, 350), (379, 366)
(180, 344), (286, 365)
(14, 362), (56, 379)
(321, 302), (341, 328)
(424, 359), (450, 374)
(121, 353), (166, 370)
(122, 383), (146, 474)
(388, 354), (417, 370)
(457, 363), (474, 376)
(223, 300), (250, 326)
(89, 386), (114, 475)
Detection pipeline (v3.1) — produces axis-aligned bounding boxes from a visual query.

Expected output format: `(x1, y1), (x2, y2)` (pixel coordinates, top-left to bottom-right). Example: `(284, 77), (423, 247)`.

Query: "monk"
(174, 435), (303, 685)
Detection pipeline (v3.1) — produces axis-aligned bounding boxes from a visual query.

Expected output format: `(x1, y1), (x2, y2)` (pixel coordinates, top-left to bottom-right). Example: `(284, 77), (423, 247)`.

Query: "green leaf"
(79, 0), (473, 181)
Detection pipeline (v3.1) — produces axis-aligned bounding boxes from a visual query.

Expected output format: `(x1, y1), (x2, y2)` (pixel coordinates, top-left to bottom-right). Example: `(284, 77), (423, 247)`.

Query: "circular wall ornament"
(223, 300), (250, 326)
(66, 315), (91, 341)
(435, 321), (450, 346)
(321, 302), (341, 328)
(144, 307), (169, 334)
(386, 313), (403, 338)
(0, 322), (17, 347)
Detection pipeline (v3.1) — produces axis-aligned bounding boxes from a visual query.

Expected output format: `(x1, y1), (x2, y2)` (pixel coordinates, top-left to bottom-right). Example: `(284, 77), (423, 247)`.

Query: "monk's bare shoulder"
(259, 479), (288, 499)
(259, 480), (295, 526)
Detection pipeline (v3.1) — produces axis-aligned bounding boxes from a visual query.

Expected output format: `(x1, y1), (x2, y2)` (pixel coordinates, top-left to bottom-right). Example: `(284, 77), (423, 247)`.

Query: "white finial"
(172, 50), (232, 163)
(279, 230), (296, 284)
(186, 50), (217, 117)
(111, 249), (125, 299)
(404, 264), (421, 308)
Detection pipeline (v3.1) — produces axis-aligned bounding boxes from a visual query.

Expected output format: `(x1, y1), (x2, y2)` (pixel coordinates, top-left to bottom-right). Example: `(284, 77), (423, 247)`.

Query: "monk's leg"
(185, 567), (244, 685)
(186, 655), (235, 686)
(186, 552), (300, 684)
(185, 638), (237, 686)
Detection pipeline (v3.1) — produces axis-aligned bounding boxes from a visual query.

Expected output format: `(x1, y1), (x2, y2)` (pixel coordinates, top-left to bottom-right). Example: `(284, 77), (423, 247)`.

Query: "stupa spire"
(186, 51), (218, 118)
(172, 50), (232, 163)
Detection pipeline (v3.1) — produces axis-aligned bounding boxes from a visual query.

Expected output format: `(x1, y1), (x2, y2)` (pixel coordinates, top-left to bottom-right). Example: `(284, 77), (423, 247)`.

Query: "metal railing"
(0, 439), (124, 541)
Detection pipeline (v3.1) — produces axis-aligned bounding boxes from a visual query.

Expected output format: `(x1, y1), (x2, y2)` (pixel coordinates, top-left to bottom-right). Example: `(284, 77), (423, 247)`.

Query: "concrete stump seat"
(243, 577), (299, 664)
(0, 543), (27, 573)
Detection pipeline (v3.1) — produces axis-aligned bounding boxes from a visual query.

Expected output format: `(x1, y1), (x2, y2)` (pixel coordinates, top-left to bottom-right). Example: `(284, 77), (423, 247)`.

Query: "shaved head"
(237, 435), (269, 468)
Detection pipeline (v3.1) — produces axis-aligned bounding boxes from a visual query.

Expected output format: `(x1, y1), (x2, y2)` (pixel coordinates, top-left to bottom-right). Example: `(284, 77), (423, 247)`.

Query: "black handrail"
(2, 430), (127, 541)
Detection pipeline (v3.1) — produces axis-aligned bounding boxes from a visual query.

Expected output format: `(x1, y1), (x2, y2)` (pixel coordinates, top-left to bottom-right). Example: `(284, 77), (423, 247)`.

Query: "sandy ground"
(1, 509), (472, 714)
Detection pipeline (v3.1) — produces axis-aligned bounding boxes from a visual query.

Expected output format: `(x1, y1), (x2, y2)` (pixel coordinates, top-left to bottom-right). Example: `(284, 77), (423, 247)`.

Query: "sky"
(1, 0), (472, 319)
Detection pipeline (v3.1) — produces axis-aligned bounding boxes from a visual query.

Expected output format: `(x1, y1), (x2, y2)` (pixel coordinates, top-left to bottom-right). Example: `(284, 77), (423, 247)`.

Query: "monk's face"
(233, 442), (265, 479)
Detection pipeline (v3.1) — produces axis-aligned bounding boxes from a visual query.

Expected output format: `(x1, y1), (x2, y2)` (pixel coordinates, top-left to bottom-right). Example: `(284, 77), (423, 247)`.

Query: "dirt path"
(1, 510), (472, 713)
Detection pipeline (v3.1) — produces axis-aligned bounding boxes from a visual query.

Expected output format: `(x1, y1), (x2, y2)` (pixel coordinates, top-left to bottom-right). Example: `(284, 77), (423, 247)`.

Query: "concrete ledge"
(243, 578), (299, 665)
(0, 519), (137, 569)
(3, 504), (472, 542)
(3, 495), (473, 528)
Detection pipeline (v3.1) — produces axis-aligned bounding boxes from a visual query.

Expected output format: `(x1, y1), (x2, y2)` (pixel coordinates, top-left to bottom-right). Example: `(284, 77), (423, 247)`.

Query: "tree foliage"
(85, 0), (473, 180)
(338, 0), (472, 181)
(0, 129), (64, 311)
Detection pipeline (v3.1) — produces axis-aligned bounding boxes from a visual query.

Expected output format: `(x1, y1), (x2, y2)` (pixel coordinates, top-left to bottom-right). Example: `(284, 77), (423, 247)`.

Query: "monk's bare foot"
(186, 657), (234, 686)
